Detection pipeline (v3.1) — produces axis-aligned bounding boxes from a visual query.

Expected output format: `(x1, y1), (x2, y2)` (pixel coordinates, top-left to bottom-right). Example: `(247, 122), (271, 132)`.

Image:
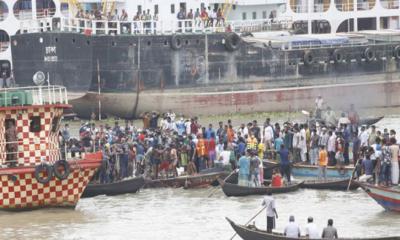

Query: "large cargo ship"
(3, 1), (400, 118)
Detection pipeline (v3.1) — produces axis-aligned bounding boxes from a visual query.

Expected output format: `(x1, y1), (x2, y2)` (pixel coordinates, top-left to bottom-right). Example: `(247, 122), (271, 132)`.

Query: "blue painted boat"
(263, 160), (354, 178)
(358, 182), (400, 212)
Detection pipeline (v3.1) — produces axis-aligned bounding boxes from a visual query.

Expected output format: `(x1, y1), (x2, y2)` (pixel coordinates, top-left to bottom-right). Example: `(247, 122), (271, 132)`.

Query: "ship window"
(147, 40), (151, 46)
(242, 12), (247, 20)
(164, 40), (168, 46)
(252, 12), (257, 20)
(72, 38), (75, 43)
(232, 5), (236, 10)
(112, 41), (116, 47)
(171, 4), (175, 14)
(185, 40), (189, 45)
(196, 39), (200, 45)
(262, 11), (267, 19)
(29, 116), (41, 132)
(51, 117), (60, 133)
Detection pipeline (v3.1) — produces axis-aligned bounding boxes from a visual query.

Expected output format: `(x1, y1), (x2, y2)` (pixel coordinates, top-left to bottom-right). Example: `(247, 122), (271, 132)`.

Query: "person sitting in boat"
(305, 216), (320, 239)
(238, 150), (250, 187)
(321, 219), (338, 239)
(284, 215), (301, 238)
(271, 169), (282, 187)
(262, 192), (278, 233)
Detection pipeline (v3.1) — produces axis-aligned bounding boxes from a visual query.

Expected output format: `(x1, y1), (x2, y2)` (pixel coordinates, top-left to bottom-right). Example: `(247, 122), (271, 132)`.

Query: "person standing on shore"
(262, 192), (278, 233)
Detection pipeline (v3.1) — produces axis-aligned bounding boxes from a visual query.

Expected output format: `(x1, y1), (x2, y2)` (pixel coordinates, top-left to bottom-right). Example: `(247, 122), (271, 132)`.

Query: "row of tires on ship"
(169, 32), (241, 52)
(34, 160), (71, 184)
(303, 45), (400, 65)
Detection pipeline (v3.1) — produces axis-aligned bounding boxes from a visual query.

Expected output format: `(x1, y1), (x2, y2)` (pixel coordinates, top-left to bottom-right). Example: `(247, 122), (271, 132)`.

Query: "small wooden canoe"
(143, 171), (227, 189)
(358, 182), (400, 212)
(301, 178), (359, 190)
(81, 176), (145, 198)
(226, 217), (400, 240)
(218, 178), (303, 197)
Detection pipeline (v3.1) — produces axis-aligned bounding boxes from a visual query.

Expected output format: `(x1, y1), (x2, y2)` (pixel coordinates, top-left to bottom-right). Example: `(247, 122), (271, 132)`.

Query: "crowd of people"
(60, 98), (400, 187)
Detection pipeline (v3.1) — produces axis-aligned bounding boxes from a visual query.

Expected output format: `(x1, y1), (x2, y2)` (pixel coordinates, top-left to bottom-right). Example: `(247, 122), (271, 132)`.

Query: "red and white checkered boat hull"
(0, 152), (102, 211)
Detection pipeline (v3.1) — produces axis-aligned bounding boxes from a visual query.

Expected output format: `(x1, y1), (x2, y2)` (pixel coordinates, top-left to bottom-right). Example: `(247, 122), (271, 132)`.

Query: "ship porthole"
(86, 40), (90, 45)
(55, 37), (58, 42)
(0, 1), (9, 22)
(196, 39), (200, 45)
(13, 0), (32, 20)
(0, 29), (10, 52)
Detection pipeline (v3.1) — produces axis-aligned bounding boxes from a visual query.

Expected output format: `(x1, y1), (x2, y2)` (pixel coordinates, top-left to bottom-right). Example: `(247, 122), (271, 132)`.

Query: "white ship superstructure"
(0, 0), (399, 77)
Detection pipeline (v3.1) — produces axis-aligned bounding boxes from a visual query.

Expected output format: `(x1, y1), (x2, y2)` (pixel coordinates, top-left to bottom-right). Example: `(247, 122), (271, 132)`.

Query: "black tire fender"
(393, 45), (400, 60)
(303, 50), (314, 65)
(170, 34), (182, 51)
(224, 32), (241, 52)
(363, 47), (375, 62)
(53, 160), (71, 180)
(34, 163), (53, 184)
(332, 49), (343, 63)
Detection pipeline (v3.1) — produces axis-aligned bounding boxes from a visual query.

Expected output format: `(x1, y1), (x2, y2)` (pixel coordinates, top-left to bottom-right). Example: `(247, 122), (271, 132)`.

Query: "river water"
(0, 186), (399, 240)
(1, 116), (399, 240)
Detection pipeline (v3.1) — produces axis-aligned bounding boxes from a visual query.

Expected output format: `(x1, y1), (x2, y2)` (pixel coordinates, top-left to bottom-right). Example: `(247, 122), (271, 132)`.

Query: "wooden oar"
(207, 169), (237, 198)
(347, 157), (361, 191)
(229, 205), (267, 240)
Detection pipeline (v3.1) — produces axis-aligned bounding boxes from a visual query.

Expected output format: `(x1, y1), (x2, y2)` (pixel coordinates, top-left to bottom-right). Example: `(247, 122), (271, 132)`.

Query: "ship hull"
(72, 77), (400, 118)
(0, 153), (102, 211)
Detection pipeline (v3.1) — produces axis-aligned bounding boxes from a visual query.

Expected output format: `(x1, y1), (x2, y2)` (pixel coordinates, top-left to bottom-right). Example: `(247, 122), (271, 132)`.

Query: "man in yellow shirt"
(319, 145), (328, 181)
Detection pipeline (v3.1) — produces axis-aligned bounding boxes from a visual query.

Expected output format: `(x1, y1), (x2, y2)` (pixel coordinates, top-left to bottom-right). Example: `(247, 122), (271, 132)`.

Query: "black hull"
(301, 179), (359, 190)
(81, 176), (145, 198)
(218, 178), (303, 197)
(11, 32), (400, 118)
(226, 218), (400, 240)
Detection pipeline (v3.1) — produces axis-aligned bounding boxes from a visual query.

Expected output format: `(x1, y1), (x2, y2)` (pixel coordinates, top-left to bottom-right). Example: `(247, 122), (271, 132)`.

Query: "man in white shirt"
(263, 124), (274, 151)
(305, 216), (320, 239)
(300, 125), (307, 162)
(284, 215), (301, 238)
(262, 193), (278, 233)
(359, 126), (369, 147)
(315, 95), (323, 118)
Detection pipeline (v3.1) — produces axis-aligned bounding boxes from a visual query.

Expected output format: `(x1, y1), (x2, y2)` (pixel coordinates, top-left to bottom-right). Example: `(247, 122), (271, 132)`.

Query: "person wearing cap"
(284, 215), (301, 238)
(262, 192), (278, 233)
(305, 216), (320, 239)
(322, 219), (338, 239)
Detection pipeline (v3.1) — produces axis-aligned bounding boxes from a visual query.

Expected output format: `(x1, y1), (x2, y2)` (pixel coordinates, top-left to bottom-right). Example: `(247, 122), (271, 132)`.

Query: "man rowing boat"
(262, 192), (278, 233)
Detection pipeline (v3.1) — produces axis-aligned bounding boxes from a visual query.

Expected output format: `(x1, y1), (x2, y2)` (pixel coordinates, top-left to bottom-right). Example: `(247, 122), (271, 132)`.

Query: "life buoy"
(393, 45), (400, 60)
(35, 163), (53, 184)
(53, 160), (71, 180)
(303, 50), (314, 65)
(170, 34), (182, 51)
(363, 47), (375, 62)
(224, 32), (241, 52)
(332, 49), (343, 63)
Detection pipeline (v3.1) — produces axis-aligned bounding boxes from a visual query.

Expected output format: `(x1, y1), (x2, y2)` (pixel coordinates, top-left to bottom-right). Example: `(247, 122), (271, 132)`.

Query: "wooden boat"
(81, 176), (145, 198)
(143, 171), (227, 189)
(263, 160), (354, 178)
(358, 182), (400, 212)
(301, 178), (359, 190)
(218, 176), (303, 197)
(226, 217), (400, 240)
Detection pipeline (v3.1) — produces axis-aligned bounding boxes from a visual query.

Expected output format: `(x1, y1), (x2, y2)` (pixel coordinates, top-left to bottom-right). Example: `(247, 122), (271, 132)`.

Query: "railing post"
(117, 21), (121, 35)
(93, 20), (97, 35)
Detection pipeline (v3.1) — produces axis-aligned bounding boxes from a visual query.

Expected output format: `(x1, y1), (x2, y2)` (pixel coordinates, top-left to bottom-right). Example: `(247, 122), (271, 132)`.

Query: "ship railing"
(357, 1), (372, 10)
(313, 4), (325, 12)
(335, 3), (354, 11)
(0, 85), (68, 107)
(290, 4), (309, 13)
(19, 17), (54, 34)
(14, 10), (33, 20)
(380, 0), (399, 9)
(36, 8), (56, 19)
